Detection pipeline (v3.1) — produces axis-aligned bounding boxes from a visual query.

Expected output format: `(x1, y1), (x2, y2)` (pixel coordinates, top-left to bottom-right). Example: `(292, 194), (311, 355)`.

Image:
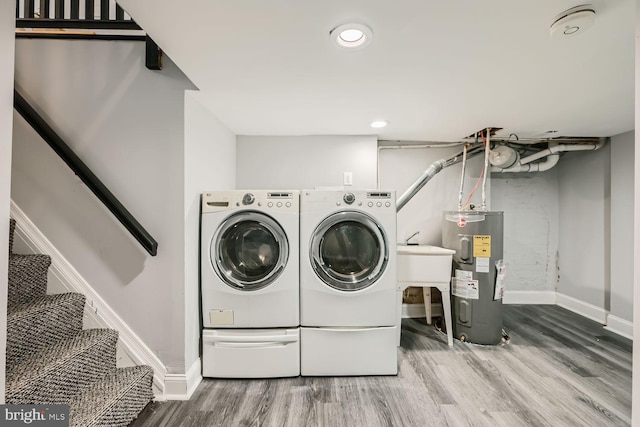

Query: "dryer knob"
(242, 193), (255, 205)
(343, 193), (356, 204)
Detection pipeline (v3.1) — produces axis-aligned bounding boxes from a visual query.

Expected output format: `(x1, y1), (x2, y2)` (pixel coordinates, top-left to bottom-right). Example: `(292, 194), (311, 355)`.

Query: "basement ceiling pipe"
(518, 138), (606, 165)
(491, 137), (607, 173)
(396, 143), (485, 212)
(491, 154), (560, 173)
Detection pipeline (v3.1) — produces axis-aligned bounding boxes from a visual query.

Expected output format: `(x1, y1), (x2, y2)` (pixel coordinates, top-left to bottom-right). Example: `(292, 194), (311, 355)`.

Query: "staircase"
(6, 218), (154, 426)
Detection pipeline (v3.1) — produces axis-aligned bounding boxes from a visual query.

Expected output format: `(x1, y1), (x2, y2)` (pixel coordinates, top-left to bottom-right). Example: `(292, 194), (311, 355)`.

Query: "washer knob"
(343, 193), (356, 204)
(242, 193), (255, 205)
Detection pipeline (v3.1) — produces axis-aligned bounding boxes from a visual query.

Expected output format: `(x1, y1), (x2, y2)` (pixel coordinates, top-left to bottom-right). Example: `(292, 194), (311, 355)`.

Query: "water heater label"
(452, 277), (479, 300)
(473, 235), (491, 257)
(476, 257), (490, 273)
(494, 260), (506, 300)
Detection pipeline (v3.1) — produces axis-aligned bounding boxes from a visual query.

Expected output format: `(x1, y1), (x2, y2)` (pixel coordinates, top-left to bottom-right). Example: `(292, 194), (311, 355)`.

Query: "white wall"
(184, 91), (236, 371)
(0, 2), (16, 404)
(610, 131), (634, 323)
(492, 171), (559, 294)
(12, 39), (196, 372)
(236, 135), (377, 190)
(557, 144), (610, 318)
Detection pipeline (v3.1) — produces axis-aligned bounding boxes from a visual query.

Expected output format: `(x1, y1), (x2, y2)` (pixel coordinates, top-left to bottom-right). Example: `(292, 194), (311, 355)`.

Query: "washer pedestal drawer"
(301, 326), (397, 376)
(202, 328), (300, 378)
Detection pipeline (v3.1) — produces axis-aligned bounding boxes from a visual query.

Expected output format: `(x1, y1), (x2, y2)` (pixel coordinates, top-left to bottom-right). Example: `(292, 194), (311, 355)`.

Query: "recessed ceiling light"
(370, 120), (388, 128)
(330, 23), (373, 49)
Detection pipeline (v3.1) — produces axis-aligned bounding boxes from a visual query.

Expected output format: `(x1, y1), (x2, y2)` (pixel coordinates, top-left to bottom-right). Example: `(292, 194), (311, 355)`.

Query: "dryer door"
(211, 211), (289, 291)
(310, 211), (389, 291)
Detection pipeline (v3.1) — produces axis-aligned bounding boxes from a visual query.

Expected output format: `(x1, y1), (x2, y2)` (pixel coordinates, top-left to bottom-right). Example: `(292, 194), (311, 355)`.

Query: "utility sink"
(396, 245), (456, 284)
(396, 244), (456, 347)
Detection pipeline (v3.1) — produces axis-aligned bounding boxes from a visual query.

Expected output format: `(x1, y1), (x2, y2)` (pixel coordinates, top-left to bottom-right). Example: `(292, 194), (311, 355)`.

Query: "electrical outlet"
(343, 172), (353, 186)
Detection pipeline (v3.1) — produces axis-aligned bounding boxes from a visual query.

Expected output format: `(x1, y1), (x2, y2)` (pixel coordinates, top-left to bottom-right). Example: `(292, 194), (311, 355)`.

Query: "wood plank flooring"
(130, 305), (632, 426)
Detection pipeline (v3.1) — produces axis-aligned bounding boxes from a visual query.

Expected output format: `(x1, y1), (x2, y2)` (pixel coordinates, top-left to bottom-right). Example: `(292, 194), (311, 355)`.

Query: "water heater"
(442, 211), (505, 345)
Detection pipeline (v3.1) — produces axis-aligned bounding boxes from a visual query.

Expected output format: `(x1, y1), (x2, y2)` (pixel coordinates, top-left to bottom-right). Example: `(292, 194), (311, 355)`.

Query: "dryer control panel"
(328, 191), (395, 211)
(301, 190), (395, 210)
(202, 190), (300, 213)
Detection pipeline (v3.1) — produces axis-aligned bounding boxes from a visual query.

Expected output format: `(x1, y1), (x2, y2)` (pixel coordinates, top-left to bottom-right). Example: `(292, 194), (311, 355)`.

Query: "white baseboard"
(604, 314), (633, 341)
(556, 292), (607, 324)
(10, 202), (171, 397)
(161, 358), (202, 401)
(503, 290), (557, 305)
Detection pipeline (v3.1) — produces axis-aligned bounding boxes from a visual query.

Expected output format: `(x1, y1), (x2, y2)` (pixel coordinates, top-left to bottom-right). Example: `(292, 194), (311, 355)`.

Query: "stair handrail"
(13, 89), (158, 256)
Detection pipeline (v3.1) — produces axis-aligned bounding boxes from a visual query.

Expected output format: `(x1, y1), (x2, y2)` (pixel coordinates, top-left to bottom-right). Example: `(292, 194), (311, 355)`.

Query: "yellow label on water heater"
(473, 235), (491, 257)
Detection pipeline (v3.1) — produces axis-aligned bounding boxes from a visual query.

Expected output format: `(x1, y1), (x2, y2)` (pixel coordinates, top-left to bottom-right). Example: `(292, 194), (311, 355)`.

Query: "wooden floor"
(130, 305), (632, 426)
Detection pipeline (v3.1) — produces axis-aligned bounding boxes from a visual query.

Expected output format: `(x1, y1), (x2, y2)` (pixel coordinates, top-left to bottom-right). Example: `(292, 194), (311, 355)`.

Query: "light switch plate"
(343, 172), (353, 186)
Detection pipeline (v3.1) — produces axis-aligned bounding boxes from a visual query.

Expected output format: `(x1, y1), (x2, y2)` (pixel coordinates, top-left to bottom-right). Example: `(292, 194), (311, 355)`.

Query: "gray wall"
(610, 131), (634, 322)
(12, 39), (196, 372)
(557, 144), (611, 310)
(236, 135), (377, 190)
(184, 91), (236, 370)
(0, 3), (16, 403)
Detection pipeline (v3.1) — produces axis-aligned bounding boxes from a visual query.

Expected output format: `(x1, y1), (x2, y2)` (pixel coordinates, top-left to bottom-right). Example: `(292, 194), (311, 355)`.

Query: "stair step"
(6, 328), (118, 405)
(9, 217), (15, 253)
(69, 366), (154, 427)
(8, 253), (51, 307)
(7, 292), (86, 367)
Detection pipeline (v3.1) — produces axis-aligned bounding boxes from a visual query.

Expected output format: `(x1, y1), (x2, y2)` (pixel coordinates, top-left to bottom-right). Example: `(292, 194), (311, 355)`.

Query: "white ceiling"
(123, 0), (635, 142)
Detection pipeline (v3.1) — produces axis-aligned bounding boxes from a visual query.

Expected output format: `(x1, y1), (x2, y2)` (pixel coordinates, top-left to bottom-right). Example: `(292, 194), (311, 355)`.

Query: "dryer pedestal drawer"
(202, 328), (300, 378)
(301, 326), (397, 376)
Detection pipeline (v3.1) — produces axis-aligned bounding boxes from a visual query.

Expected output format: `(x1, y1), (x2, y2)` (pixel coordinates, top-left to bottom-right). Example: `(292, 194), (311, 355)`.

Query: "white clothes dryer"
(299, 190), (397, 376)
(201, 190), (300, 378)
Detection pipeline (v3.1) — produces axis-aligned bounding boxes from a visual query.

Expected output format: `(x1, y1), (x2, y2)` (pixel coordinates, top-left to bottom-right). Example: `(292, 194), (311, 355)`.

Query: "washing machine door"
(310, 211), (389, 291)
(211, 211), (289, 291)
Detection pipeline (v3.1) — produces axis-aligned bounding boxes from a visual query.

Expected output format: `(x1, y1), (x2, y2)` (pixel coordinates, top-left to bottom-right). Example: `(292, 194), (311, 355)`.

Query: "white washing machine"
(299, 190), (397, 376)
(201, 190), (300, 378)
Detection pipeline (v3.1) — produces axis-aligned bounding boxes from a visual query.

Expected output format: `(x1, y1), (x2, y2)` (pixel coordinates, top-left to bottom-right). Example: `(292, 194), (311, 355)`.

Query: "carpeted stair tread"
(6, 328), (118, 405)
(7, 292), (86, 367)
(8, 253), (51, 307)
(5, 219), (154, 425)
(69, 366), (154, 427)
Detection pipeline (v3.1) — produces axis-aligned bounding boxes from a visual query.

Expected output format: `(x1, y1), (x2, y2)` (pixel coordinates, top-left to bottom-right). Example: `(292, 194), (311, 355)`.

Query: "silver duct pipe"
(396, 159), (446, 212)
(396, 144), (485, 212)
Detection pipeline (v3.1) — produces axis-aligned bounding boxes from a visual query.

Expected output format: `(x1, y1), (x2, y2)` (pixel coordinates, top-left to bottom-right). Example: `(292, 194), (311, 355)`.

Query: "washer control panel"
(202, 190), (300, 213)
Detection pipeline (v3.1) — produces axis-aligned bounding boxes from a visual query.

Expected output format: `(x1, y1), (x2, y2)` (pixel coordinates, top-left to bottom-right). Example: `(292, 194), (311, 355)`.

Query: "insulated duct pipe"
(396, 159), (446, 212)
(396, 144), (485, 212)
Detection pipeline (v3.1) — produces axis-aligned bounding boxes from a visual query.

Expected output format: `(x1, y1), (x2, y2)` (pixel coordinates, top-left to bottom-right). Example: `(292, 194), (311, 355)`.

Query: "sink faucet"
(405, 231), (420, 245)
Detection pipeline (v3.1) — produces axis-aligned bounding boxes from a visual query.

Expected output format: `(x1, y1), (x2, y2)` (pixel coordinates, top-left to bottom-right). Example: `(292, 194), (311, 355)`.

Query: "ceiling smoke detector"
(550, 5), (596, 39)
